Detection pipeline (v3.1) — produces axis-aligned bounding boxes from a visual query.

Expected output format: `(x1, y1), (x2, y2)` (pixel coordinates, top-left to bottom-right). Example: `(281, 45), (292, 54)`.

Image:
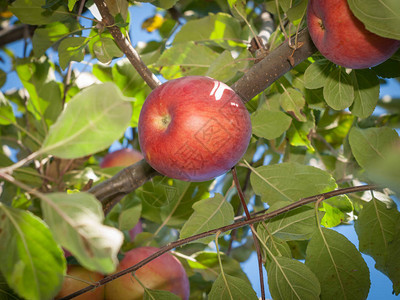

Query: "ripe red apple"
(55, 265), (104, 300)
(307, 0), (400, 69)
(100, 148), (144, 168)
(104, 246), (190, 299)
(138, 76), (252, 181)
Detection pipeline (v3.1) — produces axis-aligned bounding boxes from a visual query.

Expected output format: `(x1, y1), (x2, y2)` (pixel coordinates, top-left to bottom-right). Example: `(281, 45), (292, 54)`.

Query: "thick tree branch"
(61, 184), (377, 299)
(94, 0), (161, 89)
(232, 28), (317, 102)
(88, 159), (159, 212)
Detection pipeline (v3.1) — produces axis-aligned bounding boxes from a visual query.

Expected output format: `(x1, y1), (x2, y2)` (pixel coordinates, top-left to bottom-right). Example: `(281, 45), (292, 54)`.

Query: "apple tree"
(0, 0), (400, 299)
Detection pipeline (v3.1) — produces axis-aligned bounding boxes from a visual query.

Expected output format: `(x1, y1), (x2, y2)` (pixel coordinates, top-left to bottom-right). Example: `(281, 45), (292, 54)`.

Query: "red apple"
(104, 247), (190, 299)
(138, 76), (252, 181)
(100, 148), (143, 168)
(55, 265), (104, 300)
(307, 0), (400, 69)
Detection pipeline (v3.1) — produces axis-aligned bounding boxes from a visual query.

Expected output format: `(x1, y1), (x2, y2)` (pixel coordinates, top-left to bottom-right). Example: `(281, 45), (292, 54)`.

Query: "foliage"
(0, 0), (400, 299)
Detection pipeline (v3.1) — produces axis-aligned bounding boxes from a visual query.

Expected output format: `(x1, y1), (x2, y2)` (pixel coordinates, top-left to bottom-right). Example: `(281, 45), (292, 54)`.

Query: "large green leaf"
(32, 22), (77, 57)
(355, 198), (400, 293)
(10, 0), (71, 25)
(348, 0), (400, 40)
(180, 194), (234, 244)
(250, 162), (337, 205)
(41, 82), (133, 159)
(187, 251), (250, 283)
(385, 222), (400, 295)
(267, 256), (320, 300)
(140, 179), (211, 227)
(41, 192), (123, 274)
(279, 87), (307, 122)
(58, 37), (88, 70)
(350, 69), (380, 118)
(260, 201), (319, 241)
(323, 67), (354, 110)
(93, 37), (123, 64)
(155, 42), (219, 80)
(305, 228), (370, 299)
(304, 60), (332, 90)
(0, 204), (65, 300)
(173, 13), (243, 50)
(251, 109), (292, 140)
(208, 273), (258, 300)
(348, 127), (399, 169)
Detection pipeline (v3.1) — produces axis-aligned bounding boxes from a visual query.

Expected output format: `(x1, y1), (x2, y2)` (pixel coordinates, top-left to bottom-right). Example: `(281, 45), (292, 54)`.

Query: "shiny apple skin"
(138, 76), (252, 182)
(104, 247), (190, 300)
(307, 0), (400, 69)
(100, 148), (144, 168)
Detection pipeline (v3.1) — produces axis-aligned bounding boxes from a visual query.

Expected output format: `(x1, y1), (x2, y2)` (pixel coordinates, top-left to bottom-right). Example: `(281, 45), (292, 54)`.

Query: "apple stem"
(231, 166), (266, 300)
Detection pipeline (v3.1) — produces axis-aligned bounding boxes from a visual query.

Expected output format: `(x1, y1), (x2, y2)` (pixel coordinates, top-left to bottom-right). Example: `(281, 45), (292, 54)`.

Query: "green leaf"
(251, 109), (292, 140)
(41, 82), (132, 159)
(304, 60), (332, 89)
(41, 192), (123, 274)
(279, 87), (307, 122)
(355, 198), (400, 290)
(140, 179), (211, 227)
(10, 0), (71, 25)
(250, 162), (337, 205)
(0, 203), (65, 300)
(356, 198), (399, 262)
(144, 289), (181, 300)
(267, 256), (320, 300)
(151, 0), (179, 9)
(0, 272), (21, 300)
(286, 115), (315, 150)
(348, 127), (399, 169)
(93, 37), (123, 64)
(261, 201), (319, 241)
(118, 194), (142, 231)
(0, 93), (16, 125)
(155, 42), (219, 80)
(385, 222), (400, 295)
(208, 273), (258, 300)
(187, 252), (250, 283)
(323, 67), (354, 110)
(347, 0), (400, 40)
(174, 13), (243, 50)
(180, 194), (234, 244)
(32, 22), (75, 57)
(58, 37), (87, 70)
(350, 69), (380, 118)
(205, 50), (241, 82)
(305, 228), (370, 299)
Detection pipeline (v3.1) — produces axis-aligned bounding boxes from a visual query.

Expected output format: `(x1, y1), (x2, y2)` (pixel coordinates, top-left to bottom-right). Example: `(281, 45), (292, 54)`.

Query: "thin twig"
(94, 0), (161, 89)
(60, 184), (378, 299)
(232, 167), (266, 300)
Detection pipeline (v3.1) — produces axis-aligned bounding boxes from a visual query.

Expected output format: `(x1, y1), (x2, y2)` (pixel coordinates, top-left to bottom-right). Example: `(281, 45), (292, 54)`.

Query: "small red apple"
(138, 76), (252, 182)
(100, 148), (144, 168)
(55, 265), (104, 300)
(307, 0), (400, 69)
(104, 247), (190, 299)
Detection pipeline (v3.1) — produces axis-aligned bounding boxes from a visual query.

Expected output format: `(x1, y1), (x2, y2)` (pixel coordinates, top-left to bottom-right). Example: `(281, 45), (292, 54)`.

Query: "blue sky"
(1, 2), (399, 299)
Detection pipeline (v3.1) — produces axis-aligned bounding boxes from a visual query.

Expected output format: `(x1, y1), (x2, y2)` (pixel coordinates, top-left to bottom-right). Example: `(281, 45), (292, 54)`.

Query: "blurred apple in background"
(55, 265), (104, 300)
(307, 0), (400, 69)
(105, 246), (190, 299)
(100, 148), (144, 168)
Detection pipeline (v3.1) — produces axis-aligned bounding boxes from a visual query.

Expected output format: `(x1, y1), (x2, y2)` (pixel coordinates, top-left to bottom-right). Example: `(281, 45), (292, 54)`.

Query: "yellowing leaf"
(142, 14), (164, 32)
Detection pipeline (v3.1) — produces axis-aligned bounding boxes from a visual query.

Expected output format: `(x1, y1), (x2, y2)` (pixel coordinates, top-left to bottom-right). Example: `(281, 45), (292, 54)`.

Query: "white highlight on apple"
(210, 81), (229, 101)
